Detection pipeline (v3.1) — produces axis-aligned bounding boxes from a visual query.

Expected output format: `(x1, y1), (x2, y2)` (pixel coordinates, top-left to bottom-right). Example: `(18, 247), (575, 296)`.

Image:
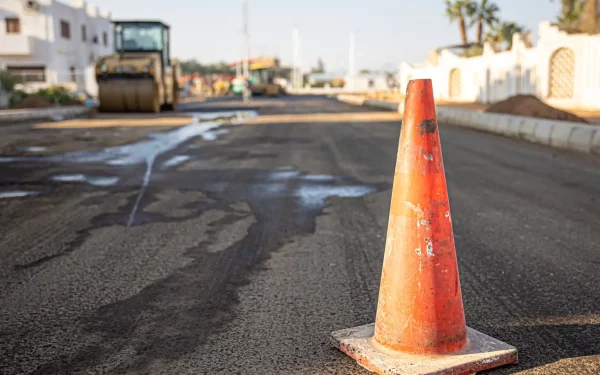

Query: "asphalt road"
(1, 96), (600, 375)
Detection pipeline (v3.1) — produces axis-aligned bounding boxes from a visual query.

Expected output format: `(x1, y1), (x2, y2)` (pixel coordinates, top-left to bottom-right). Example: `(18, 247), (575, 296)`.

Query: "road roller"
(248, 58), (286, 96)
(95, 20), (179, 113)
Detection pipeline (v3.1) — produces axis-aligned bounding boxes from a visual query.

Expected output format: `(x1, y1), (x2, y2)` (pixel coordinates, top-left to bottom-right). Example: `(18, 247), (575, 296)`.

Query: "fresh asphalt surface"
(1, 96), (599, 375)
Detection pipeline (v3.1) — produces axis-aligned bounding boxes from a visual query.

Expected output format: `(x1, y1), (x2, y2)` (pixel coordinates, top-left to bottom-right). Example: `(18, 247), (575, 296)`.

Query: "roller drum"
(97, 79), (160, 113)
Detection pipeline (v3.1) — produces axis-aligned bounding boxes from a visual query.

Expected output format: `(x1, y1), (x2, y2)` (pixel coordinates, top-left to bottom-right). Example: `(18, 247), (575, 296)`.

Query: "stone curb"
(336, 95), (599, 156)
(0, 106), (92, 124)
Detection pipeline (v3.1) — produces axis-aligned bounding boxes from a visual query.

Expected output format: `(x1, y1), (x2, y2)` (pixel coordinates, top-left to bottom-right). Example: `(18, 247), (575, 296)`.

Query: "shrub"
(9, 90), (28, 107)
(36, 86), (73, 105)
(0, 70), (22, 92)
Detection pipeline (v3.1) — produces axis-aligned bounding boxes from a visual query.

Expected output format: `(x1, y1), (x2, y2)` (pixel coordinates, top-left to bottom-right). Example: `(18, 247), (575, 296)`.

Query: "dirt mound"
(11, 95), (53, 109)
(485, 95), (587, 123)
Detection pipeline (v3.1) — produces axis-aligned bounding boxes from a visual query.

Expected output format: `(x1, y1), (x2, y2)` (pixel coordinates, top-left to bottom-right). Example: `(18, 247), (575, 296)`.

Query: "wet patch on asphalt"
(0, 111), (257, 226)
(160, 155), (191, 169)
(17, 146), (46, 153)
(22, 163), (378, 373)
(0, 190), (39, 199)
(51, 174), (120, 187)
(0, 108), (384, 373)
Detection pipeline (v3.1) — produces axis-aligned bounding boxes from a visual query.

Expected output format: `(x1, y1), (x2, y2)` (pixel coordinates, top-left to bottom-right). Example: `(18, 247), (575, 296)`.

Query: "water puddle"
(51, 174), (119, 187)
(0, 191), (39, 199)
(17, 146), (46, 153)
(255, 168), (376, 209)
(201, 129), (230, 141)
(269, 169), (338, 183)
(194, 110), (258, 123)
(301, 174), (336, 182)
(268, 170), (301, 180)
(295, 185), (375, 208)
(161, 155), (190, 169)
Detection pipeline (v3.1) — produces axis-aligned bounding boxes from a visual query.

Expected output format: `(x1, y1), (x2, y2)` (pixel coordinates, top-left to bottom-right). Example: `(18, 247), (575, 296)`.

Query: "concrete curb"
(436, 107), (599, 155)
(0, 106), (92, 124)
(363, 99), (399, 111)
(336, 95), (599, 156)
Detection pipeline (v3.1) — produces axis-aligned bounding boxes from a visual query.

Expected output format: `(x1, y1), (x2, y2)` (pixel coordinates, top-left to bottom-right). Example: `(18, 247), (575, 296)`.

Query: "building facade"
(0, 0), (113, 97)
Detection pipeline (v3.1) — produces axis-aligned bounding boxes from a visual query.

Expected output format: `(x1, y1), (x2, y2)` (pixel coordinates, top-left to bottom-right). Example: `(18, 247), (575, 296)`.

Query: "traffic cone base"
(331, 323), (517, 375)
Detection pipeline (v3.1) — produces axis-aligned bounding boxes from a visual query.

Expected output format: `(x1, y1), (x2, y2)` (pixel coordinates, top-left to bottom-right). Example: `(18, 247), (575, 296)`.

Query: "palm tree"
(578, 0), (599, 33)
(554, 0), (584, 32)
(500, 22), (526, 49)
(550, 0), (599, 33)
(484, 22), (526, 50)
(445, 0), (476, 44)
(468, 0), (500, 44)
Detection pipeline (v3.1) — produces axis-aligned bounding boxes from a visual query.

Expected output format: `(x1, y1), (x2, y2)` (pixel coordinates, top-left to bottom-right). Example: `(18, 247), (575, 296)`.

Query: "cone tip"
(407, 78), (433, 93)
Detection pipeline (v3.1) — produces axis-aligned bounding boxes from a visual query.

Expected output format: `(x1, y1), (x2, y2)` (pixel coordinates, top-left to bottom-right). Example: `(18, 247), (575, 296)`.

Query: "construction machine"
(95, 20), (179, 112)
(248, 58), (286, 96)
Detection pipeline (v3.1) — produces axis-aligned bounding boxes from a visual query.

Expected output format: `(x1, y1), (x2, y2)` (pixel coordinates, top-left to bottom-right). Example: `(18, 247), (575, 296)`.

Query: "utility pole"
(297, 34), (302, 90)
(348, 32), (355, 91)
(242, 0), (250, 102)
(293, 27), (299, 91)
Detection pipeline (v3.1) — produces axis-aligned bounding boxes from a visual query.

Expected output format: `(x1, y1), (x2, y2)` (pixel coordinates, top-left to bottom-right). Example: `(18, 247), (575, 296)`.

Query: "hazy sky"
(91, 0), (559, 71)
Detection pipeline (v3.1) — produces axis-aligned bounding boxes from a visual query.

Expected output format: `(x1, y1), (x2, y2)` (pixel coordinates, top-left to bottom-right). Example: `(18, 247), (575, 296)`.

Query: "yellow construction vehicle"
(248, 58), (286, 96)
(95, 20), (179, 113)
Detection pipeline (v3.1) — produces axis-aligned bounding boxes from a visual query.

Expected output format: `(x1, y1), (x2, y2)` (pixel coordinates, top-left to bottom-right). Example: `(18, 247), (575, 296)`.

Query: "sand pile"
(485, 95), (587, 123)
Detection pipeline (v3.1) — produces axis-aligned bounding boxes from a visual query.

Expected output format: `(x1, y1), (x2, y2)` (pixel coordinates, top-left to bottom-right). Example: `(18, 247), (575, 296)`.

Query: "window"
(116, 23), (163, 51)
(92, 35), (98, 44)
(6, 18), (20, 34)
(6, 66), (46, 83)
(60, 20), (70, 39)
(102, 31), (107, 46)
(70, 66), (76, 83)
(81, 25), (87, 41)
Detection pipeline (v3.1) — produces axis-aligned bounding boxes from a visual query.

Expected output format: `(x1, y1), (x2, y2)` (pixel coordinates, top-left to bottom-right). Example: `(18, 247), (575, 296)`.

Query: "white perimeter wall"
(399, 21), (600, 110)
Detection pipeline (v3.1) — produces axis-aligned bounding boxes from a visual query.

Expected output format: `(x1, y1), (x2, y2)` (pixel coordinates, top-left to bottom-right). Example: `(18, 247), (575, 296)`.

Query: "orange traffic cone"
(330, 79), (518, 375)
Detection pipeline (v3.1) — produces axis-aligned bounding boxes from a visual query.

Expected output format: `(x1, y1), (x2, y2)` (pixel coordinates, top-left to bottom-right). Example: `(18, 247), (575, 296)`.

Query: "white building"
(399, 21), (600, 111)
(0, 0), (113, 97)
(345, 73), (390, 91)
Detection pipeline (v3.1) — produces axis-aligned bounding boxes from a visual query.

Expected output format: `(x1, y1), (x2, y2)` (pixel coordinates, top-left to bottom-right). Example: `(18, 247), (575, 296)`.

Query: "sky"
(90, 0), (559, 72)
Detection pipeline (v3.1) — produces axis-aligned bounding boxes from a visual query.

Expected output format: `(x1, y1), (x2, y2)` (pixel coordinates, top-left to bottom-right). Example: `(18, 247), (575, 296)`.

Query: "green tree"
(445, 0), (476, 44)
(0, 70), (21, 92)
(553, 0), (584, 32)
(179, 59), (235, 76)
(484, 21), (527, 50)
(550, 0), (600, 33)
(501, 22), (526, 49)
(484, 23), (504, 45)
(311, 58), (325, 74)
(468, 0), (500, 44)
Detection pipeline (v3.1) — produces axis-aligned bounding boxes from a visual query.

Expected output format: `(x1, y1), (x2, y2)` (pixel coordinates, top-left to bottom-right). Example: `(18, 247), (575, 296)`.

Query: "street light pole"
(293, 27), (299, 91)
(297, 34), (302, 90)
(348, 32), (355, 91)
(242, 0), (250, 102)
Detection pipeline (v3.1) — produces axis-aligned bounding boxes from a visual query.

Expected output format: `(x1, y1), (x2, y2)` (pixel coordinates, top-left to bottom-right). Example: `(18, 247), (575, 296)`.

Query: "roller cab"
(96, 20), (179, 113)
